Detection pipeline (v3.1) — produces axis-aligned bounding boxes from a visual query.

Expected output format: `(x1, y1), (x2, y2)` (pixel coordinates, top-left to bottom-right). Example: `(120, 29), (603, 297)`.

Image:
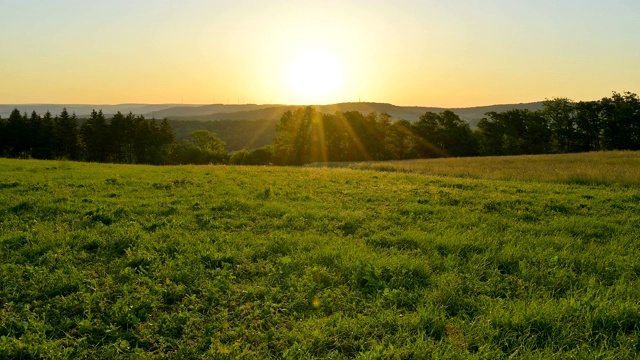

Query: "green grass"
(1, 156), (639, 358)
(323, 151), (640, 188)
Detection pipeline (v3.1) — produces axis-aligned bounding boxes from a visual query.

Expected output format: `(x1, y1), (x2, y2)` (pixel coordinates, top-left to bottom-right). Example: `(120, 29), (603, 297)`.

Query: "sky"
(1, 0), (639, 107)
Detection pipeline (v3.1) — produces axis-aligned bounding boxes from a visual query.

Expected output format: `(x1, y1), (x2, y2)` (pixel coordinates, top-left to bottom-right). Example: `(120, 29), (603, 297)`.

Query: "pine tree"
(108, 111), (126, 162)
(6, 109), (29, 158)
(81, 109), (108, 162)
(54, 108), (81, 160)
(38, 111), (55, 159)
(28, 111), (44, 158)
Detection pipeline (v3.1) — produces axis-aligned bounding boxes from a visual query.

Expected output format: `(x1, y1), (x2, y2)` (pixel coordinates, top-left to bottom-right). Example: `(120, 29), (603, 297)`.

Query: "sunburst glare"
(288, 48), (343, 104)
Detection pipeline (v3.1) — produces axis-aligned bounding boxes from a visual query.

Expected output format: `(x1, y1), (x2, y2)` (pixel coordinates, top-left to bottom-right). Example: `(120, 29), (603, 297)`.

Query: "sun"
(288, 48), (343, 103)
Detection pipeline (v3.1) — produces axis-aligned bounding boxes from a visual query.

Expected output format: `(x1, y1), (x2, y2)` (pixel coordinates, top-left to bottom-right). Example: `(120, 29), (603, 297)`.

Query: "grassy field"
(1, 155), (639, 358)
(323, 151), (640, 188)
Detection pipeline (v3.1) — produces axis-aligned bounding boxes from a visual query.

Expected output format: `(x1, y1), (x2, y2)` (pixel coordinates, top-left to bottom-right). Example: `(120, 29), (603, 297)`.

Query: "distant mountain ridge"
(145, 104), (284, 118)
(0, 104), (202, 118)
(160, 102), (545, 128)
(1, 101), (544, 127)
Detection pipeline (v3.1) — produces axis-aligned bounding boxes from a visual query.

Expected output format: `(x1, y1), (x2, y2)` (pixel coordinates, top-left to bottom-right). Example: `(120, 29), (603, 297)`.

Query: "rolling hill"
(162, 102), (545, 127)
(2, 101), (544, 127)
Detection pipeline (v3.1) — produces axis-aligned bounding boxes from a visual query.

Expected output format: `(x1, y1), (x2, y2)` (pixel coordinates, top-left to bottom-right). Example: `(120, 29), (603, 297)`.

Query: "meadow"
(320, 151), (640, 188)
(1, 154), (639, 358)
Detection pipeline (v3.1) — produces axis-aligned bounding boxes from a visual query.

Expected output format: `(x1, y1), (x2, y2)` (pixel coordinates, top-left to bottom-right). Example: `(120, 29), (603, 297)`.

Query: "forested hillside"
(163, 101), (544, 127)
(168, 119), (279, 151)
(1, 92), (638, 166)
(267, 92), (640, 165)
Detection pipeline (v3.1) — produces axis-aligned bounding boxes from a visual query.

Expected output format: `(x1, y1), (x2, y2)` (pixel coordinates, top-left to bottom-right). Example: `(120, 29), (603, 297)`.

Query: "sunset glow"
(1, 1), (639, 107)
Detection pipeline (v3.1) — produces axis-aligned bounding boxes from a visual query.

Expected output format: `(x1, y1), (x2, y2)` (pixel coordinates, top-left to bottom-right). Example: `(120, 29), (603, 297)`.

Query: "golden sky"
(1, 0), (639, 107)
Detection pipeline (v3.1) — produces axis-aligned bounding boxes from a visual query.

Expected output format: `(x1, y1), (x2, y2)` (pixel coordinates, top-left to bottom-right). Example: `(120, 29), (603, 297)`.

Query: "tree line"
(263, 91), (640, 165)
(477, 91), (640, 155)
(0, 108), (229, 165)
(1, 91), (638, 166)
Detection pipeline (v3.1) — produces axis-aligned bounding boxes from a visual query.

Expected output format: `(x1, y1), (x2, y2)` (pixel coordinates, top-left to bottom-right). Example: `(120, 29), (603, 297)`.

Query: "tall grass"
(336, 151), (640, 187)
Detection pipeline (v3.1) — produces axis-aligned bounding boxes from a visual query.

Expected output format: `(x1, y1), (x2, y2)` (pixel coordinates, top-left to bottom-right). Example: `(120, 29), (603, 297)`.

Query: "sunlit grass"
(327, 151), (640, 187)
(1, 157), (639, 357)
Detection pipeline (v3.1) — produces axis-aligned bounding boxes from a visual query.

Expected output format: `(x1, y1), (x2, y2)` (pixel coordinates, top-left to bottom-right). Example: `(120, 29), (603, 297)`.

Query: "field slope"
(319, 151), (640, 188)
(1, 156), (639, 358)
